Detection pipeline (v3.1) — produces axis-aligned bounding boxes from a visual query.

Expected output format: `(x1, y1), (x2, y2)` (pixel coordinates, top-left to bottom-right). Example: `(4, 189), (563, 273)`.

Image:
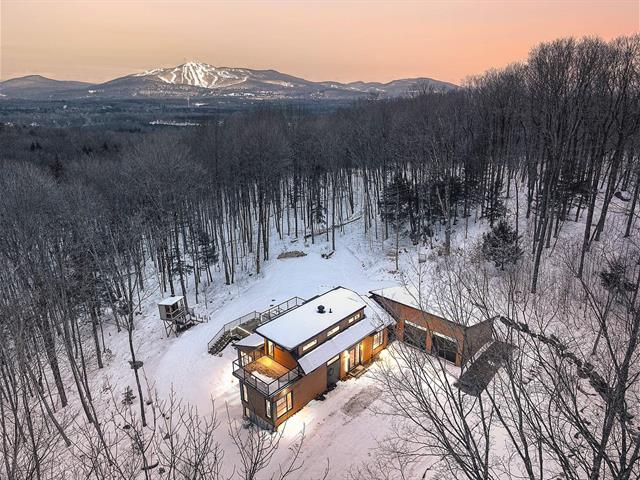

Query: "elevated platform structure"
(159, 295), (208, 336)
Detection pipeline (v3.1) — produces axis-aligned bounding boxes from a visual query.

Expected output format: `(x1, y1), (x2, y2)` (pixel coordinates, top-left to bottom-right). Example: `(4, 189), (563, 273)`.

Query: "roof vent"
(317, 305), (326, 314)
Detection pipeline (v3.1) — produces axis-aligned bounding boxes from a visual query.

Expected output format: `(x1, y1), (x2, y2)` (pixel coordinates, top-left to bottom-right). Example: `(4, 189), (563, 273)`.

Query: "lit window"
(276, 392), (293, 418)
(265, 399), (272, 419)
(302, 339), (317, 352)
(241, 383), (248, 402)
(327, 325), (340, 337)
(327, 355), (340, 366)
(348, 312), (361, 324)
(266, 340), (274, 357)
(373, 330), (384, 350)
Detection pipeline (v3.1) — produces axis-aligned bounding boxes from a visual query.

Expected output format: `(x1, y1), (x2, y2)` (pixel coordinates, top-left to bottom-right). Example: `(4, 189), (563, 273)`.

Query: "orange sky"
(1, 0), (638, 84)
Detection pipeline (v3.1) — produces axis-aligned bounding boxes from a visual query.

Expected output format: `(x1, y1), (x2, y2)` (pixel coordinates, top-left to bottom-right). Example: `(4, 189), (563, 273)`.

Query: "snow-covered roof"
(233, 332), (265, 348)
(370, 286), (489, 327)
(370, 286), (422, 310)
(297, 304), (393, 374)
(255, 287), (367, 350)
(158, 296), (184, 306)
(361, 294), (396, 328)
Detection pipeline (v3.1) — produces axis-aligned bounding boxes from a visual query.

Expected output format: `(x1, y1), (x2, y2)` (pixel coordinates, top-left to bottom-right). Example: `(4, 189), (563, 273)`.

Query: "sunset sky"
(1, 0), (638, 84)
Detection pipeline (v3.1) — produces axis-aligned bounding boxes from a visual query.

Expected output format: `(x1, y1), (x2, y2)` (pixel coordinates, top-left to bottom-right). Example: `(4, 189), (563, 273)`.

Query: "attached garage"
(403, 320), (428, 352)
(431, 333), (458, 363)
(371, 286), (495, 367)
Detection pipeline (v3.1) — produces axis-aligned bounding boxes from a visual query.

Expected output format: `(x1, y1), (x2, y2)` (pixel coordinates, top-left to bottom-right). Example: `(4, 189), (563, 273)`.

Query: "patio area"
(245, 355), (290, 381)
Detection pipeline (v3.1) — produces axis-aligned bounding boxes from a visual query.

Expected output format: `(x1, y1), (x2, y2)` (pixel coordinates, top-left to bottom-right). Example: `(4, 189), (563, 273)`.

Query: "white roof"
(256, 287), (367, 350)
(371, 285), (488, 327)
(233, 332), (265, 348)
(297, 304), (393, 374)
(158, 296), (184, 306)
(371, 286), (422, 310)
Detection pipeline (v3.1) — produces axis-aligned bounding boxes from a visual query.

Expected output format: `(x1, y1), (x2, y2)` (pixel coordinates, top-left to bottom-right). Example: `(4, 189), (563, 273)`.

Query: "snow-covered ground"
(60, 186), (639, 478)
(83, 225), (460, 478)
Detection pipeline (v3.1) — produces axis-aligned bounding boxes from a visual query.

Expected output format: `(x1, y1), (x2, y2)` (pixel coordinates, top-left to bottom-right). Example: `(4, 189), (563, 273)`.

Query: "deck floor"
(246, 356), (289, 380)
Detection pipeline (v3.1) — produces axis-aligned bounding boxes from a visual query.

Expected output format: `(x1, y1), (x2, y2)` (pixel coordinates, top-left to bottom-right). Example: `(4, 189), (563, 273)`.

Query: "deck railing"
(207, 311), (260, 352)
(207, 296), (307, 354)
(232, 350), (302, 397)
(258, 297), (306, 325)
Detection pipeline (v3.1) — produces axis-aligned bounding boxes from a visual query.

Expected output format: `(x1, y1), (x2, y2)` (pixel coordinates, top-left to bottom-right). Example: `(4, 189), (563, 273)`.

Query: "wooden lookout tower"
(158, 295), (206, 336)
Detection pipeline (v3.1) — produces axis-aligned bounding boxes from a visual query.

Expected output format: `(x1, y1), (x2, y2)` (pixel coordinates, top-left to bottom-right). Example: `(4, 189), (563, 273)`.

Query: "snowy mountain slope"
(0, 61), (456, 100)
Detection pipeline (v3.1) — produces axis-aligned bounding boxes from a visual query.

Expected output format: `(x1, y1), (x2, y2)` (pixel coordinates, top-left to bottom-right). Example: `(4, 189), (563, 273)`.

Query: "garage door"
(432, 333), (458, 363)
(403, 320), (428, 351)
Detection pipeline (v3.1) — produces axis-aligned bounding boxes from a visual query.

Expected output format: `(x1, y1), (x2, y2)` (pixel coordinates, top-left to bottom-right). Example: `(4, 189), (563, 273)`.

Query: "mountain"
(0, 75), (94, 100)
(0, 62), (456, 101)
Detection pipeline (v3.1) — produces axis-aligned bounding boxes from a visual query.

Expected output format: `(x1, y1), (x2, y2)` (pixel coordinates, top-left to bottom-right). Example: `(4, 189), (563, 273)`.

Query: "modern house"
(370, 286), (493, 367)
(232, 287), (394, 430)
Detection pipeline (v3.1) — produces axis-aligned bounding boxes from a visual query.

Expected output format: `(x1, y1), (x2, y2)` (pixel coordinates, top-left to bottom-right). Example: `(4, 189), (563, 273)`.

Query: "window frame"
(327, 354), (340, 366)
(327, 325), (340, 337)
(276, 391), (293, 418)
(265, 399), (272, 419)
(301, 339), (318, 353)
(373, 330), (384, 350)
(266, 340), (275, 357)
(241, 383), (249, 402)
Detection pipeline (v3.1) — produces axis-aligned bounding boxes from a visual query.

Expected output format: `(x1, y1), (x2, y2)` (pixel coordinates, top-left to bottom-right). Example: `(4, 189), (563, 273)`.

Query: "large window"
(241, 383), (248, 402)
(301, 339), (317, 353)
(276, 392), (293, 418)
(266, 340), (274, 357)
(265, 399), (272, 419)
(373, 330), (384, 350)
(327, 325), (340, 337)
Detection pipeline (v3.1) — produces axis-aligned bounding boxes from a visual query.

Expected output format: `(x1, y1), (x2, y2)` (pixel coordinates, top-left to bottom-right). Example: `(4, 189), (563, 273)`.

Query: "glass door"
(348, 343), (362, 371)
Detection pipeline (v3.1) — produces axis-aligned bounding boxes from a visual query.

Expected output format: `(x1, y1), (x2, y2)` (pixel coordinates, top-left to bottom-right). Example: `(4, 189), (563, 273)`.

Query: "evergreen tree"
(481, 219), (522, 270)
(121, 386), (136, 406)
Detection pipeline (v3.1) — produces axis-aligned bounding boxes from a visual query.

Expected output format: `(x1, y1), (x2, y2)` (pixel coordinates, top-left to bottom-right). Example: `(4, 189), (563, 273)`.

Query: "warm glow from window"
(327, 325), (340, 337)
(276, 392), (293, 418)
(373, 330), (384, 349)
(302, 339), (317, 352)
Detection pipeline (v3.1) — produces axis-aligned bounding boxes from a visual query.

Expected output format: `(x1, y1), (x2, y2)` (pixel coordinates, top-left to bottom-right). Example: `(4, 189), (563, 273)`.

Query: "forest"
(1, 35), (640, 479)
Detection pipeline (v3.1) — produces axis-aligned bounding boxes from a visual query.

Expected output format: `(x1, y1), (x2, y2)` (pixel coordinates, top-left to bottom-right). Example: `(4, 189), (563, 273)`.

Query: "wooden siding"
(272, 367), (326, 427)
(270, 343), (298, 370)
(371, 295), (491, 367)
(241, 329), (388, 429)
(462, 319), (494, 363)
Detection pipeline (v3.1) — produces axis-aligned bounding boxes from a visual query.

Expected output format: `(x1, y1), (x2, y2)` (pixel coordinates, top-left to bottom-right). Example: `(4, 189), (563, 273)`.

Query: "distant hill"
(0, 75), (94, 100)
(0, 62), (456, 101)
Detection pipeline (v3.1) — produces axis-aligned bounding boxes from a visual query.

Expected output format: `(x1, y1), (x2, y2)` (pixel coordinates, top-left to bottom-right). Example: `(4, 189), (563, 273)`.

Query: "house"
(370, 286), (493, 367)
(232, 287), (394, 430)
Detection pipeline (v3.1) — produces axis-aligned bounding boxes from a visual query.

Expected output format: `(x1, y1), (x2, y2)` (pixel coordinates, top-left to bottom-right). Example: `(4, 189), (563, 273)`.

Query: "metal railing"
(207, 311), (260, 352)
(258, 297), (306, 325)
(232, 350), (302, 397)
(207, 296), (307, 354)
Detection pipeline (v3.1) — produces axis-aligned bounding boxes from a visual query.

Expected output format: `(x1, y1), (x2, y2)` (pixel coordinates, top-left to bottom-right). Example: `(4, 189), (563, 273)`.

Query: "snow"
(233, 332), (265, 348)
(56, 185), (584, 478)
(255, 287), (367, 350)
(298, 306), (393, 374)
(371, 285), (487, 326)
(158, 295), (183, 306)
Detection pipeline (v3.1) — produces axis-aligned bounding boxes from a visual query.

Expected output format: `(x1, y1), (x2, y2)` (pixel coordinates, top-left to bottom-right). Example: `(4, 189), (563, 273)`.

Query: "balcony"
(233, 349), (301, 397)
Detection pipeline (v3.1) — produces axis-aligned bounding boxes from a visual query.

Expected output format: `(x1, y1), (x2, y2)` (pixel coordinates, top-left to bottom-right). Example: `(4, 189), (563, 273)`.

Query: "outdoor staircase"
(207, 296), (306, 355)
(207, 329), (241, 355)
